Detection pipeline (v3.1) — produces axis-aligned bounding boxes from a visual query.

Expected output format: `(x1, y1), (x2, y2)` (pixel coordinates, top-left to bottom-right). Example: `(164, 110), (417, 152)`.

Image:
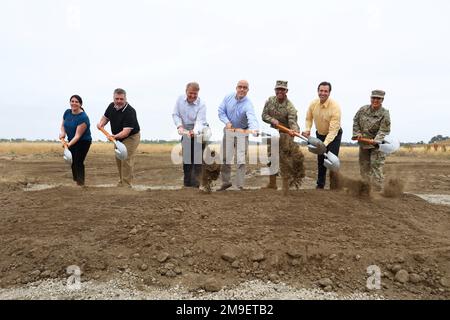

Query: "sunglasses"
(371, 97), (382, 100)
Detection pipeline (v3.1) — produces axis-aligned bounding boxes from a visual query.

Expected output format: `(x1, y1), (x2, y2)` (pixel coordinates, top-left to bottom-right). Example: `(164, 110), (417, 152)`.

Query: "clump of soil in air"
(201, 150), (221, 193)
(383, 178), (405, 198)
(334, 172), (371, 197)
(279, 134), (305, 193)
(330, 171), (345, 190)
(345, 178), (371, 197)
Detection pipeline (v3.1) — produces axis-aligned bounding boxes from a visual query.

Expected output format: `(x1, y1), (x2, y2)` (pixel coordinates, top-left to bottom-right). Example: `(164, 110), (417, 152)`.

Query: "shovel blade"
(323, 151), (340, 172)
(63, 148), (72, 165)
(114, 141), (128, 160)
(306, 137), (327, 155)
(307, 144), (323, 155)
(378, 136), (400, 154)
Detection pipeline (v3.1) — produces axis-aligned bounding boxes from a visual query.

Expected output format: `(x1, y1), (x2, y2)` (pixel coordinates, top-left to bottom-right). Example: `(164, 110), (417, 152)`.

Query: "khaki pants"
(116, 132), (140, 186)
(221, 130), (249, 188)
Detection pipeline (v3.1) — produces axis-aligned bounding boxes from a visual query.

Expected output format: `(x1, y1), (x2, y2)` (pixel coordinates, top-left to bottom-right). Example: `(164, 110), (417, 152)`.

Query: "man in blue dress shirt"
(217, 80), (259, 191)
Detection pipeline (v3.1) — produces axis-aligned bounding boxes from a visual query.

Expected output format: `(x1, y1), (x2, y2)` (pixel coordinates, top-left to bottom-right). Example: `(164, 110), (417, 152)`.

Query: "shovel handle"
(274, 124), (306, 140)
(98, 127), (116, 142)
(60, 138), (69, 148)
(352, 137), (376, 145)
(226, 128), (254, 135)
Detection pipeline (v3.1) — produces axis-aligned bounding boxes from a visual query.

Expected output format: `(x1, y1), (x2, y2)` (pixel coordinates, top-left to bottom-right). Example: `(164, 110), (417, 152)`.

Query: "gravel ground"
(0, 276), (384, 300)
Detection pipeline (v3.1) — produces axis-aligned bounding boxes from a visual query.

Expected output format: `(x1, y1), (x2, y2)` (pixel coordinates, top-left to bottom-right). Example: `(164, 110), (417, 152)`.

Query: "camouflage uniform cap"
(275, 80), (288, 90)
(371, 90), (385, 99)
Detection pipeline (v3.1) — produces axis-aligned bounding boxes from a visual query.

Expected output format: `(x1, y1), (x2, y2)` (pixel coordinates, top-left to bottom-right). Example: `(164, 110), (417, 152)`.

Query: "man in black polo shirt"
(97, 88), (141, 187)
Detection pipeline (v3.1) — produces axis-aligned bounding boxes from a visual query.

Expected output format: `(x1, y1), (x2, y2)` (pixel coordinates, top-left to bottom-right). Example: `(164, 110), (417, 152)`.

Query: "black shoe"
(316, 185), (324, 190)
(217, 183), (232, 191)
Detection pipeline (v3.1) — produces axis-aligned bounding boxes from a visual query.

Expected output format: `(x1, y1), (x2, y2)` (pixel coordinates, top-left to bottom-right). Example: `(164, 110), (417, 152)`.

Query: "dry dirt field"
(0, 142), (449, 300)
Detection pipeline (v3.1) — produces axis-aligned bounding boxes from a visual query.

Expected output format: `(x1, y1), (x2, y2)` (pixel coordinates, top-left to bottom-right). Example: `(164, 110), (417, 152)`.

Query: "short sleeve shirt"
(104, 103), (140, 141)
(63, 109), (92, 142)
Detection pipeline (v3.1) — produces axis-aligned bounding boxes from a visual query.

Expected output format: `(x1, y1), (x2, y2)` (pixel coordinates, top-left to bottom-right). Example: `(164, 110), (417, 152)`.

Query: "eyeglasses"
(237, 86), (248, 89)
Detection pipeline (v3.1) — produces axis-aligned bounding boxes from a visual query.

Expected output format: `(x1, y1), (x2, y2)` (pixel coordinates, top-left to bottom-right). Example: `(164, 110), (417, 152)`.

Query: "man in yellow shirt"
(302, 82), (342, 189)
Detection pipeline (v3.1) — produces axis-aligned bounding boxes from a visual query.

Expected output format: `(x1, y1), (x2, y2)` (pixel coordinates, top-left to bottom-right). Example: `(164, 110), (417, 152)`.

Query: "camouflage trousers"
(359, 147), (386, 190)
(265, 133), (293, 175)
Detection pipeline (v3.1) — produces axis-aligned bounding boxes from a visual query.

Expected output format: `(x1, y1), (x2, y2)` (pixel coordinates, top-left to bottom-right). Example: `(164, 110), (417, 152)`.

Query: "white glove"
(177, 126), (185, 135)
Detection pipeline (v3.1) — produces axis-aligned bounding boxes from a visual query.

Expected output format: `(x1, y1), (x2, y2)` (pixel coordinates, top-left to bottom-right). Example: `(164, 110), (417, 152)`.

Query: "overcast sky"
(1, 0), (449, 143)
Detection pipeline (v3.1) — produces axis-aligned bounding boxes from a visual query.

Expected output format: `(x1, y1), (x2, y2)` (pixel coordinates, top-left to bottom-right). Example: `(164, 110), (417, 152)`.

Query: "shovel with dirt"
(352, 136), (400, 154)
(275, 124), (340, 171)
(98, 127), (128, 161)
(60, 138), (72, 165)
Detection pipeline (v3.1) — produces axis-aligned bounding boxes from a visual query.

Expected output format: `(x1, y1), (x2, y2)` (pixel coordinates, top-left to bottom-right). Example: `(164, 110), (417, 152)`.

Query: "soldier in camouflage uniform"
(352, 90), (391, 191)
(261, 80), (299, 189)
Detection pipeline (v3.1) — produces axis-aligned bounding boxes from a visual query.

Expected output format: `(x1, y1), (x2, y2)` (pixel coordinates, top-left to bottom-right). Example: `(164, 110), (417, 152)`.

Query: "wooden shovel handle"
(352, 137), (375, 145)
(98, 127), (115, 142)
(60, 138), (69, 148)
(274, 124), (302, 138)
(226, 128), (254, 135)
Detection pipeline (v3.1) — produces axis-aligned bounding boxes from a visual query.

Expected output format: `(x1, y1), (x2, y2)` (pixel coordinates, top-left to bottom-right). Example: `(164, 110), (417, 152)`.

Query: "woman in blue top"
(59, 95), (92, 186)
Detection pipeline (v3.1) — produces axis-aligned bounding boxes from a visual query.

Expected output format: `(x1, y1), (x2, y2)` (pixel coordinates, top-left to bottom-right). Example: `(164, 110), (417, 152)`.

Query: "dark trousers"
(69, 140), (91, 185)
(316, 128), (342, 188)
(181, 136), (205, 187)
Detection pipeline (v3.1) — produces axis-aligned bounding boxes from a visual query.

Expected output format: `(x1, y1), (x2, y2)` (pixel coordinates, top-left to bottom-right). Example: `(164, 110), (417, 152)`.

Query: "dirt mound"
(383, 178), (405, 198)
(1, 152), (450, 299)
(279, 135), (305, 191)
(1, 186), (449, 299)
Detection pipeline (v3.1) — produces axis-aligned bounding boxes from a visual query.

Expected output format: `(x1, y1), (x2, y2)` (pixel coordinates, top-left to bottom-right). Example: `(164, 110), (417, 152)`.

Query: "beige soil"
(0, 150), (449, 299)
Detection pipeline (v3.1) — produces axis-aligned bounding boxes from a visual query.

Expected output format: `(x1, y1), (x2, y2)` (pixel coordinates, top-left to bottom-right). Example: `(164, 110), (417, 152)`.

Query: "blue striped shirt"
(218, 93), (259, 130)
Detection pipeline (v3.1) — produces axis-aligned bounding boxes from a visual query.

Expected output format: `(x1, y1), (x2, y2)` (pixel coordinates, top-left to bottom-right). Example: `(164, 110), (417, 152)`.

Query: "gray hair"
(186, 82), (200, 91)
(114, 88), (127, 96)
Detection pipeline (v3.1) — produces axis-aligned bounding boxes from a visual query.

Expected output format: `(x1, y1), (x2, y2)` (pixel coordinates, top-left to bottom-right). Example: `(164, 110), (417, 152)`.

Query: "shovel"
(275, 124), (340, 171)
(180, 126), (214, 142)
(60, 138), (72, 165)
(323, 151), (340, 172)
(226, 127), (271, 137)
(98, 127), (128, 161)
(275, 124), (327, 155)
(352, 136), (400, 154)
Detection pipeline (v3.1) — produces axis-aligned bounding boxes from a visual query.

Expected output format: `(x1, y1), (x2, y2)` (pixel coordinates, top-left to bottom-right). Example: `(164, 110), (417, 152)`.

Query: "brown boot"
(263, 175), (277, 189)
